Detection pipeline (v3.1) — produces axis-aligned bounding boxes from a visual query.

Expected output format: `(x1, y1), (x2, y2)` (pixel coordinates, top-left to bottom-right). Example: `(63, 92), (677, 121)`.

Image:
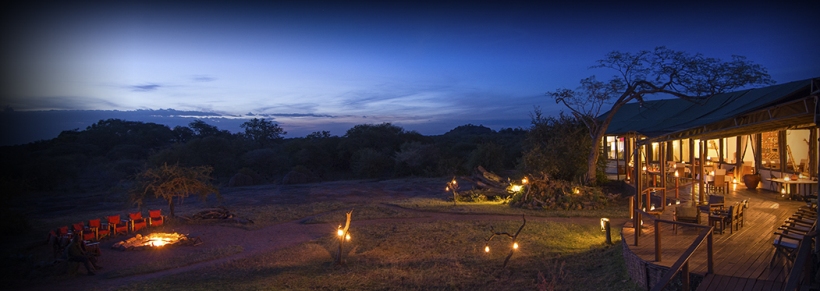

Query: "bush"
(350, 148), (394, 178)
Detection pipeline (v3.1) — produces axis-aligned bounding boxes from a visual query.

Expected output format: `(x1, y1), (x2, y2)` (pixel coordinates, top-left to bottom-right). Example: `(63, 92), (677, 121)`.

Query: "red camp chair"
(71, 222), (85, 236)
(149, 209), (164, 227)
(108, 215), (128, 236)
(129, 212), (147, 233)
(88, 218), (110, 241)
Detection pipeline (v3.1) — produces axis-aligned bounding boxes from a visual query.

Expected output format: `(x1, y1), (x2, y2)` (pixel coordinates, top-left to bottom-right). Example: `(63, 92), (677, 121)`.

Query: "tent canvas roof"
(601, 78), (817, 141)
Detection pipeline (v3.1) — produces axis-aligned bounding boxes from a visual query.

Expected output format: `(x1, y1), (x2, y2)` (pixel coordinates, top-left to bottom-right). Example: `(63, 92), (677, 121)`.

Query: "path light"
(600, 218), (612, 245)
(574, 188), (580, 195)
(521, 177), (528, 184)
(511, 185), (523, 192)
(485, 246), (490, 253)
(512, 242), (519, 250)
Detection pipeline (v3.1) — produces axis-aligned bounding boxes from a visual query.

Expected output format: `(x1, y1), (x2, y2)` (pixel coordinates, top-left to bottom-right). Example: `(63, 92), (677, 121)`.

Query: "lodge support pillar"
(735, 136), (742, 177)
(699, 140), (706, 204)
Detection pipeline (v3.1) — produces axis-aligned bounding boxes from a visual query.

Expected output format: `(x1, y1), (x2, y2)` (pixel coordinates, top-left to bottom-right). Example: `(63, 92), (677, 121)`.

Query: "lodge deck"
(621, 183), (813, 290)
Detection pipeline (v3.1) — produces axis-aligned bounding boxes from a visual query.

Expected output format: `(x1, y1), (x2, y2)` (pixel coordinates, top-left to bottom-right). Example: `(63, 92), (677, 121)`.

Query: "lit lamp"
(512, 242), (519, 250)
(484, 245), (490, 253)
(522, 177), (528, 185)
(784, 175), (791, 181)
(600, 218), (612, 244)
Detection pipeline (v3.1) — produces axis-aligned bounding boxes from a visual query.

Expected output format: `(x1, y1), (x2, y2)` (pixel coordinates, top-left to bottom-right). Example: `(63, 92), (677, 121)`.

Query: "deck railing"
(633, 208), (714, 291)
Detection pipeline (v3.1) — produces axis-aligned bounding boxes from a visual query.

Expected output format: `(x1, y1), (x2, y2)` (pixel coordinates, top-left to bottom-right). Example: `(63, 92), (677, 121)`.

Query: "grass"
(116, 220), (640, 291)
(105, 245), (244, 278)
(389, 197), (631, 219)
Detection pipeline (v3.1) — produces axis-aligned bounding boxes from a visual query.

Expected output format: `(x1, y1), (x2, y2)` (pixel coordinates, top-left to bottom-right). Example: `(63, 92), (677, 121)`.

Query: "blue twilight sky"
(1, 1), (819, 145)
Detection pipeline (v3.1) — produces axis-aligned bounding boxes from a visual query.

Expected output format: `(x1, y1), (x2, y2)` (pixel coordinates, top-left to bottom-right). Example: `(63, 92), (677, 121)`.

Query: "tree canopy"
(130, 163), (220, 218)
(550, 46), (774, 184)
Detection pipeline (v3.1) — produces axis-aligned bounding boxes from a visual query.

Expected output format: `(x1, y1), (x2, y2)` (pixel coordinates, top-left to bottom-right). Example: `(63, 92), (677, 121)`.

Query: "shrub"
(350, 148), (394, 178)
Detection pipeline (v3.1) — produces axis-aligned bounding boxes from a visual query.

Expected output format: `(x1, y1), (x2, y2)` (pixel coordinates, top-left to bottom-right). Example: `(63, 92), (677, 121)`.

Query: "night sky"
(2, 1), (819, 145)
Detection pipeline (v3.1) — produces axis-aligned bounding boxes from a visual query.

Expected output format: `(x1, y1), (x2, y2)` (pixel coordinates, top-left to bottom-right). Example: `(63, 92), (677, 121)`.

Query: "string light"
(484, 246), (490, 253)
(513, 242), (519, 250)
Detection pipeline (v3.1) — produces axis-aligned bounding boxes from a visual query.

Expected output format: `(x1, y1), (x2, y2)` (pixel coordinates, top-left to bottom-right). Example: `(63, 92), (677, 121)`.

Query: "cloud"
(192, 75), (216, 82)
(8, 96), (123, 111)
(130, 84), (161, 92)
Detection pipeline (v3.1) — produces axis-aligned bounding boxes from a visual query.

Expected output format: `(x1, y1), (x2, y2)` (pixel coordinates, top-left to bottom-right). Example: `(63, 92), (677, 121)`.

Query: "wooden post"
(654, 220), (661, 262)
(707, 231), (714, 274)
(604, 219), (612, 245)
(335, 210), (353, 265)
(681, 261), (690, 291)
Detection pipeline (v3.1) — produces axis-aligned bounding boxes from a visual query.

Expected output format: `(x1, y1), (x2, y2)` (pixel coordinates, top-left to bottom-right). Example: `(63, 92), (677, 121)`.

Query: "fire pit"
(112, 232), (199, 250)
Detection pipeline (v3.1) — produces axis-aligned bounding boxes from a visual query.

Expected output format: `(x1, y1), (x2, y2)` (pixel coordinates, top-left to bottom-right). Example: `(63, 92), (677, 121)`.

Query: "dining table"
(767, 177), (818, 200)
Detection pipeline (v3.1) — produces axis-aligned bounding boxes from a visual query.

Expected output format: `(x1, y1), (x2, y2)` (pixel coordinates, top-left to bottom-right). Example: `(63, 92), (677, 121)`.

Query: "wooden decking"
(622, 183), (811, 290)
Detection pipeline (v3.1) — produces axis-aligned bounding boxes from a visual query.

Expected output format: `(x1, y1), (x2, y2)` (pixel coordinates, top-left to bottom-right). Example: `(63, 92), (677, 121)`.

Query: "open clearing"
(5, 178), (636, 291)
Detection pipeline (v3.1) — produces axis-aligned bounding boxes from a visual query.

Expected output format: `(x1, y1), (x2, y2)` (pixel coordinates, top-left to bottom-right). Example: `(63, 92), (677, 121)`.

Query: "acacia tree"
(240, 118), (286, 148)
(550, 47), (773, 184)
(130, 163), (220, 218)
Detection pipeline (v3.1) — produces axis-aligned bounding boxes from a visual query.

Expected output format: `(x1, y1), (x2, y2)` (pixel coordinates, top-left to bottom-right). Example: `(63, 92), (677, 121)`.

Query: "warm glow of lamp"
(337, 229), (344, 237)
(452, 179), (457, 185)
(781, 188), (786, 196)
(674, 171), (679, 177)
(784, 176), (791, 181)
(445, 186), (450, 191)
(345, 233), (351, 241)
(710, 171), (715, 176)
(522, 177), (528, 184)
(600, 218), (610, 231)
(642, 166), (647, 171)
(511, 185), (523, 192)
(574, 188), (580, 195)
(732, 178), (737, 184)
(513, 242), (519, 250)
(484, 246), (490, 253)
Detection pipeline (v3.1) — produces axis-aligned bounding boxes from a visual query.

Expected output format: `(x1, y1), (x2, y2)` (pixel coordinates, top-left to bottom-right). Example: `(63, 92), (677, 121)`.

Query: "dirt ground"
(8, 178), (626, 291)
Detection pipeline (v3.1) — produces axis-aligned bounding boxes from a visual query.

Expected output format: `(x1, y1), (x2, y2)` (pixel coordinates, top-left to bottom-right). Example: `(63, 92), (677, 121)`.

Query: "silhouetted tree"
(549, 46), (773, 184)
(240, 118), (286, 148)
(130, 163), (220, 218)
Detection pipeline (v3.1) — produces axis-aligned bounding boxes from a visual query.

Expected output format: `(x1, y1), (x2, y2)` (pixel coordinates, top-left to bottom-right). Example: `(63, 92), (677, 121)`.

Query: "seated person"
(65, 236), (102, 275)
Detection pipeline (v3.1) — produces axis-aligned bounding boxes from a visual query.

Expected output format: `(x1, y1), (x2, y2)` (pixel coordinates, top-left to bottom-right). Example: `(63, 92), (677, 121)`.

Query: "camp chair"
(149, 209), (164, 227)
(108, 215), (128, 236)
(129, 212), (147, 233)
(770, 219), (816, 274)
(88, 218), (109, 241)
(71, 222), (85, 237)
(698, 195), (724, 215)
(51, 226), (70, 258)
(722, 202), (741, 234)
(673, 206), (700, 234)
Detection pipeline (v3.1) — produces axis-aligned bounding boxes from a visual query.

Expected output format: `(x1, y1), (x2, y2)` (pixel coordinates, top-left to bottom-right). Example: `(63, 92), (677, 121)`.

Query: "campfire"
(113, 232), (195, 250)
